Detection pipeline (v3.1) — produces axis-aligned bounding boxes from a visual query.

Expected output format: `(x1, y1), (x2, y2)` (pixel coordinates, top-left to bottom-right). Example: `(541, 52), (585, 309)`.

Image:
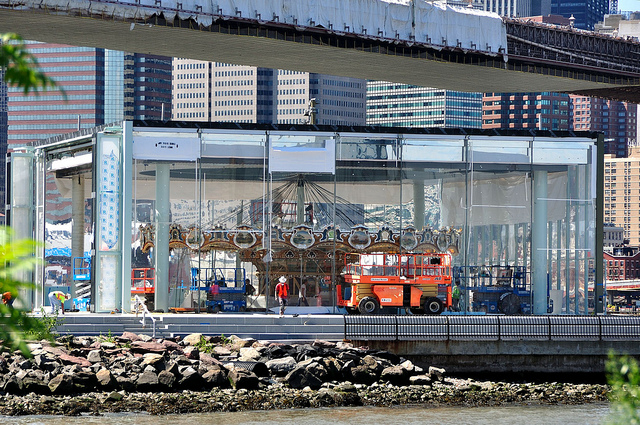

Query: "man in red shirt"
(2, 291), (13, 307)
(275, 276), (289, 317)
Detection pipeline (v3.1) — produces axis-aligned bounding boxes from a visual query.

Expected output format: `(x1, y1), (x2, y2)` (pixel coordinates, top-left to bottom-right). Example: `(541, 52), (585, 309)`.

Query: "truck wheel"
(424, 297), (443, 315)
(358, 297), (380, 314)
(213, 305), (221, 314)
(499, 293), (521, 315)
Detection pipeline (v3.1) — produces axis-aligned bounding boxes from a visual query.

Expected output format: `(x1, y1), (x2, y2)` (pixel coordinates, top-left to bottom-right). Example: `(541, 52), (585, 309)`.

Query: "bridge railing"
(344, 315), (640, 341)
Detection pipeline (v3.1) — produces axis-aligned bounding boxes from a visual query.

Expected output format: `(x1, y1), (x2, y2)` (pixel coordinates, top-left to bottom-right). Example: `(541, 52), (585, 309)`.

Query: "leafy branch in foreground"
(605, 351), (640, 425)
(0, 227), (47, 356)
(0, 33), (61, 96)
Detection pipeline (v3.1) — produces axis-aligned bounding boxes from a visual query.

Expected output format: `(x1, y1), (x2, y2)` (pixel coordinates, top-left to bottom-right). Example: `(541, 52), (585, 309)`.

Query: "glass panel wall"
(30, 125), (599, 316)
(464, 137), (533, 314)
(198, 131), (266, 311)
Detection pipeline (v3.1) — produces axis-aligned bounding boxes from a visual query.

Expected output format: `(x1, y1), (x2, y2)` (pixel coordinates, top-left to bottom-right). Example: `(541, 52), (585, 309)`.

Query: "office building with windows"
(570, 95), (636, 158)
(549, 0), (609, 30)
(482, 92), (571, 131)
(366, 82), (482, 128)
(7, 42), (105, 145)
(7, 43), (172, 145)
(172, 59), (366, 126)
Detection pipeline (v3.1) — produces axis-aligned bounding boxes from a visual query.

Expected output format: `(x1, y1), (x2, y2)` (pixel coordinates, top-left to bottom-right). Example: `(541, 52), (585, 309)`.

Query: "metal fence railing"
(344, 315), (640, 342)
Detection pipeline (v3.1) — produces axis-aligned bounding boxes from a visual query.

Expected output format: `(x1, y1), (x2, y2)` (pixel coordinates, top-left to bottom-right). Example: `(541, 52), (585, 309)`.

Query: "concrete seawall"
(368, 339), (640, 374)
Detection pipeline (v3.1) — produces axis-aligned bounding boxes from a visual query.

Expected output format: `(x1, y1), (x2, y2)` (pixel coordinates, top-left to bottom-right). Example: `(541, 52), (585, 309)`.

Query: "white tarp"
(32, 0), (506, 55)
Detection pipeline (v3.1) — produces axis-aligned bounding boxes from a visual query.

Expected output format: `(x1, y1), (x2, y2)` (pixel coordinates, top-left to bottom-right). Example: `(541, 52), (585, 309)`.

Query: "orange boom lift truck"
(337, 252), (453, 314)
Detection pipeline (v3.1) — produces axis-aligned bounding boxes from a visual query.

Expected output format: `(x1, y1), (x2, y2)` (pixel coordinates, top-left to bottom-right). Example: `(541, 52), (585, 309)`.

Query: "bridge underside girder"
(0, 8), (639, 99)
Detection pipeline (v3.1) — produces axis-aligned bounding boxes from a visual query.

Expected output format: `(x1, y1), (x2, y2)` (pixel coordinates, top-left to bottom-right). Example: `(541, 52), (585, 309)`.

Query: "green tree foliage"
(0, 33), (62, 355)
(606, 352), (640, 425)
(0, 33), (59, 95)
(0, 227), (47, 355)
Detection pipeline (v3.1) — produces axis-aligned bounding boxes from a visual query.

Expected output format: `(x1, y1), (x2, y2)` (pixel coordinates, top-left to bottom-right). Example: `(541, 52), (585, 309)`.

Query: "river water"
(1, 403), (611, 425)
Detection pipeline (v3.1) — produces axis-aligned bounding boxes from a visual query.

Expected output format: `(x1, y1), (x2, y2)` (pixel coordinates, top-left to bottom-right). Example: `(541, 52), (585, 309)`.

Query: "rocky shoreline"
(0, 332), (610, 416)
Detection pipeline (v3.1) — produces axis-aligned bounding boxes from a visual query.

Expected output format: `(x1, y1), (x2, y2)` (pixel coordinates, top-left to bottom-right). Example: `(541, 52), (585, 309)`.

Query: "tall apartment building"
(570, 95), (637, 158)
(172, 59), (366, 126)
(366, 82), (482, 128)
(482, 92), (570, 130)
(605, 147), (640, 244)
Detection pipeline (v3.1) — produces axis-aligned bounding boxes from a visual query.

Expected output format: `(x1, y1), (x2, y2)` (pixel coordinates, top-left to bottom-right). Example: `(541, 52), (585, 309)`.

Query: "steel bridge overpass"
(0, 0), (638, 101)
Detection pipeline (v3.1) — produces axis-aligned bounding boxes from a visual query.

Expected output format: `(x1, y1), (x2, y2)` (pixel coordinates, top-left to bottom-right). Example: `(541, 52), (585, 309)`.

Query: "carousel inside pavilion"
(7, 122), (602, 315)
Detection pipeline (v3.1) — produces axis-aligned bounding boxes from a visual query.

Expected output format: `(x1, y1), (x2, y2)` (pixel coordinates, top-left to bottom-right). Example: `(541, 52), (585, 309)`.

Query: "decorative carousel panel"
(230, 226), (258, 250)
(348, 226), (372, 251)
(401, 228), (418, 251)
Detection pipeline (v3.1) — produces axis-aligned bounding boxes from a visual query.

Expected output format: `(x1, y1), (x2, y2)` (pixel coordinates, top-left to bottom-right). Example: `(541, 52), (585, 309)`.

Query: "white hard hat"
(278, 276), (287, 283)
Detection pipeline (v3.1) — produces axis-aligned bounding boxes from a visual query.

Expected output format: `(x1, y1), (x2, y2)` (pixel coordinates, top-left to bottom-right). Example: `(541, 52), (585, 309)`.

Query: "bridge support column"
(154, 163), (170, 312)
(413, 181), (425, 230)
(532, 170), (548, 315)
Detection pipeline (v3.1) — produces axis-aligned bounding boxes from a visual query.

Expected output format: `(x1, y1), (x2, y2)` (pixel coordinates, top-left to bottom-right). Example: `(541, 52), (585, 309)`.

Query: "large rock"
(202, 367), (228, 388)
(158, 370), (176, 389)
(228, 368), (259, 390)
(312, 340), (337, 349)
(71, 370), (97, 392)
(229, 335), (255, 350)
(350, 364), (379, 385)
(184, 346), (200, 360)
(19, 372), (49, 394)
(142, 353), (165, 367)
(213, 346), (232, 356)
(178, 366), (204, 390)
(48, 373), (74, 394)
(380, 365), (409, 386)
(162, 339), (182, 352)
(285, 365), (323, 390)
(130, 341), (167, 354)
(139, 334), (154, 342)
(87, 350), (103, 364)
(265, 356), (297, 376)
(409, 374), (432, 385)
(96, 369), (116, 389)
(33, 354), (58, 371)
(429, 366), (446, 382)
(181, 333), (203, 346)
(165, 361), (180, 377)
(400, 359), (416, 373)
(136, 370), (159, 391)
(115, 375), (136, 392)
(298, 359), (330, 382)
(2, 375), (20, 394)
(120, 331), (142, 342)
(199, 352), (224, 367)
(239, 347), (262, 361)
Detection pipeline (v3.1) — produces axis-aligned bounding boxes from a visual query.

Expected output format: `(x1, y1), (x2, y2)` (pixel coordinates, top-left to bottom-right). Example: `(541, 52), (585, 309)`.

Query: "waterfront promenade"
(49, 311), (640, 375)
